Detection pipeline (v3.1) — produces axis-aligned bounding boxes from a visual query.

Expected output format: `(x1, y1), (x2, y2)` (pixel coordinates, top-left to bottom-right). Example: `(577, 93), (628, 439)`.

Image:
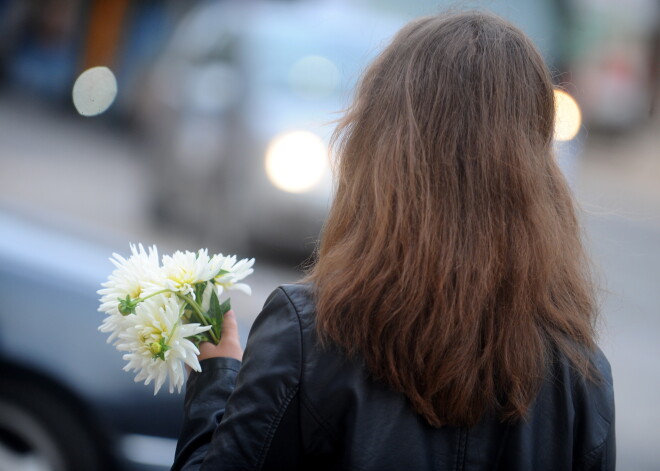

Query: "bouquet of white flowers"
(97, 244), (254, 394)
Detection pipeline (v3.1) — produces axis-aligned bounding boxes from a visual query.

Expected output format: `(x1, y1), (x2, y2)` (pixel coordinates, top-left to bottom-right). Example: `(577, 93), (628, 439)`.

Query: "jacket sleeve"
(172, 287), (304, 471)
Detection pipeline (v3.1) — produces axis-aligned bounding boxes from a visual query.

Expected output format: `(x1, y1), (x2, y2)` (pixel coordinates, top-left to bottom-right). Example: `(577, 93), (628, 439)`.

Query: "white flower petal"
(212, 257), (254, 296)
(230, 283), (252, 295)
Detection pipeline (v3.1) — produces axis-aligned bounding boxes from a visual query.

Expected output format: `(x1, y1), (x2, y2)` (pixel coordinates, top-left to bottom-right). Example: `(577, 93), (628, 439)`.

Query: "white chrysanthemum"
(98, 243), (162, 314)
(98, 244), (163, 343)
(159, 249), (219, 299)
(116, 294), (211, 394)
(212, 255), (255, 296)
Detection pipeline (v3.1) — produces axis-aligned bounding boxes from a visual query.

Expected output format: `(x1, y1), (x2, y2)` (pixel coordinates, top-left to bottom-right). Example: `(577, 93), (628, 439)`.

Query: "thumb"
(196, 310), (243, 362)
(221, 309), (240, 343)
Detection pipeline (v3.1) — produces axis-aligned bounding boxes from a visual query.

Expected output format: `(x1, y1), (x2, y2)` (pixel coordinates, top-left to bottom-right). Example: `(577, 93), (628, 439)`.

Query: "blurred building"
(0, 0), (186, 119)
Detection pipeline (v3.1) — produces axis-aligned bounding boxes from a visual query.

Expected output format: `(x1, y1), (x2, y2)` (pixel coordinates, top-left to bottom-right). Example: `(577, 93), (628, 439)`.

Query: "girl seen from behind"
(173, 11), (615, 471)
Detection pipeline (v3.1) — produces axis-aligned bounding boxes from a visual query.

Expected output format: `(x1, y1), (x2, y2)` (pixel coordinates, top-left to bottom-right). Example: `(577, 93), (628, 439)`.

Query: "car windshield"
(245, 23), (385, 100)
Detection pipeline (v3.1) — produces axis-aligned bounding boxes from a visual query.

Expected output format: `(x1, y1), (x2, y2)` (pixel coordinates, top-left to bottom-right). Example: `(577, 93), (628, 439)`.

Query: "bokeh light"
(72, 66), (118, 117)
(554, 89), (582, 141)
(265, 131), (328, 193)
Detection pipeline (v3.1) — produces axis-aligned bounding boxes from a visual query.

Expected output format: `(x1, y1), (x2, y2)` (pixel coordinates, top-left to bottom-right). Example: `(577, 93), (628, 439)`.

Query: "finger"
(222, 310), (240, 343)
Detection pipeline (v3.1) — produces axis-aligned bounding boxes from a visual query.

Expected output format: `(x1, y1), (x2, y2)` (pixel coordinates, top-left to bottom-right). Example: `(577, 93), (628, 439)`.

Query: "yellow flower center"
(130, 285), (142, 299)
(171, 269), (195, 287)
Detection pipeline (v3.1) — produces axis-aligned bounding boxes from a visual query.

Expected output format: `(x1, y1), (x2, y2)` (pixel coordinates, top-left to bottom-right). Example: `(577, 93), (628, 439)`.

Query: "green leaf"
(194, 282), (207, 306)
(190, 333), (212, 348)
(208, 291), (223, 336)
(207, 291), (231, 344)
(218, 298), (231, 316)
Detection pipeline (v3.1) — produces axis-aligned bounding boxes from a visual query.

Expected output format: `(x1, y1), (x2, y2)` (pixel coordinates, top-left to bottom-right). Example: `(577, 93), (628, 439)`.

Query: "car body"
(0, 210), (182, 471)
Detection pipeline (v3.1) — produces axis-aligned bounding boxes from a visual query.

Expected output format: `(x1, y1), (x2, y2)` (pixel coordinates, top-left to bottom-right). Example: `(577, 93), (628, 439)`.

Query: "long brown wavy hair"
(307, 11), (598, 427)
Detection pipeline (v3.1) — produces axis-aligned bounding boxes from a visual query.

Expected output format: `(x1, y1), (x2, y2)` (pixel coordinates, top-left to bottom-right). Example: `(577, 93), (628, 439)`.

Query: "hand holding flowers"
(97, 244), (254, 394)
(197, 310), (243, 362)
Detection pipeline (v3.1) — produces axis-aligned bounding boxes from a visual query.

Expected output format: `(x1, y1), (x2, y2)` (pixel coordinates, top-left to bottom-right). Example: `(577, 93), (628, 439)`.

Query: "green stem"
(176, 292), (219, 344)
(137, 289), (172, 303)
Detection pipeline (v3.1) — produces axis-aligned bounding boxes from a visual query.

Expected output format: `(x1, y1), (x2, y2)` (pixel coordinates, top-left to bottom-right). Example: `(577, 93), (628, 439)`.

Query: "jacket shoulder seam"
(253, 287), (305, 470)
(279, 285), (339, 442)
(256, 385), (300, 470)
(277, 286), (305, 390)
(578, 433), (609, 467)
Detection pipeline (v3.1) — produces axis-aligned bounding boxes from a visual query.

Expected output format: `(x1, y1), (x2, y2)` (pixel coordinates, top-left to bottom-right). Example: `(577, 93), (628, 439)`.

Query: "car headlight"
(264, 130), (328, 193)
(554, 89), (582, 141)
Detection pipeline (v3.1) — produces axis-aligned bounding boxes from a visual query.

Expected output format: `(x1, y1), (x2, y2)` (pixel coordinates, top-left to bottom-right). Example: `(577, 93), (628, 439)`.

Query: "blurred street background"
(0, 0), (658, 470)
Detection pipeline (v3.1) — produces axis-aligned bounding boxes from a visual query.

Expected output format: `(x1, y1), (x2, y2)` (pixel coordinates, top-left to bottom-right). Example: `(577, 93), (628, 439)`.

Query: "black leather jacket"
(172, 284), (615, 470)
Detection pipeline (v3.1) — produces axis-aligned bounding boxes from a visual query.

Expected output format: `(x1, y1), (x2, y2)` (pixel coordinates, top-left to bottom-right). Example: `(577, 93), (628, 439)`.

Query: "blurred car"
(0, 210), (182, 471)
(568, 0), (659, 132)
(140, 0), (577, 261)
(140, 0), (403, 259)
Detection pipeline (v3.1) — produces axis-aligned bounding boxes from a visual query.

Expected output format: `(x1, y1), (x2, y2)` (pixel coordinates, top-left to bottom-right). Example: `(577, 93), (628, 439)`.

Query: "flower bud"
(149, 338), (170, 360)
(118, 295), (138, 315)
(149, 342), (162, 355)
